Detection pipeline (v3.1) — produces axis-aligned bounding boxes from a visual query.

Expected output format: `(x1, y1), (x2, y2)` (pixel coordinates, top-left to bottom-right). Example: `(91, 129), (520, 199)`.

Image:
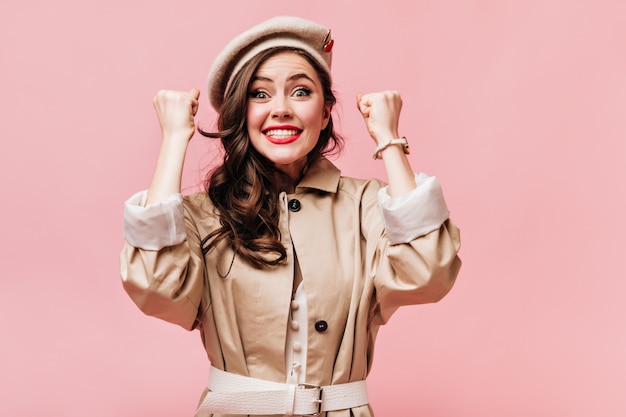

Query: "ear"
(321, 104), (333, 130)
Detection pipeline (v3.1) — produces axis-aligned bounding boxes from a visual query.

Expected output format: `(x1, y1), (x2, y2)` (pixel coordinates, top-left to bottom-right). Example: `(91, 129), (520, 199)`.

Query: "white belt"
(195, 366), (369, 416)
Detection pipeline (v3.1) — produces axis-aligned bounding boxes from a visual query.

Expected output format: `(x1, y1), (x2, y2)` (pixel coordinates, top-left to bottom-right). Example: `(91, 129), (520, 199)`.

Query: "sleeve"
(363, 174), (462, 324)
(123, 190), (187, 250)
(377, 173), (451, 244)
(119, 191), (207, 331)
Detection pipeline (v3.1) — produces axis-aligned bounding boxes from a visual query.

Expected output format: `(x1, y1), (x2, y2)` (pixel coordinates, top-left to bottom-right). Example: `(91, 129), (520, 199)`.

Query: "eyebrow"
(251, 73), (317, 84)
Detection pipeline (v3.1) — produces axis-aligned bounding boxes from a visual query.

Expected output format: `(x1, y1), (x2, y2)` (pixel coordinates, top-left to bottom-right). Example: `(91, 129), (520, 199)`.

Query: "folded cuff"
(378, 173), (450, 244)
(123, 190), (187, 250)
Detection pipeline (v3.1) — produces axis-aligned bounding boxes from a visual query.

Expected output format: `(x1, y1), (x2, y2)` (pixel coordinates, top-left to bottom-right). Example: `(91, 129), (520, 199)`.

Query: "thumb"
(189, 88), (200, 116)
(356, 92), (369, 118)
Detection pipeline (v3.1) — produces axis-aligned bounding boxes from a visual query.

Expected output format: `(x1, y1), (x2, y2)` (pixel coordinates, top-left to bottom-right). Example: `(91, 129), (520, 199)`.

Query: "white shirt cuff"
(378, 173), (450, 244)
(123, 190), (187, 250)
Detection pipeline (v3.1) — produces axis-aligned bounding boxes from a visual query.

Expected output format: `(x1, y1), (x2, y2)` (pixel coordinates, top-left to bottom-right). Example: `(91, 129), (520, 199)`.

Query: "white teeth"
(265, 129), (299, 138)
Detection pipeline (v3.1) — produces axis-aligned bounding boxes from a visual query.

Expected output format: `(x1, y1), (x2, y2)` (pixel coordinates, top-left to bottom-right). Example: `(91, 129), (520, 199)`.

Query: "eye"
(248, 90), (269, 99)
(292, 87), (312, 98)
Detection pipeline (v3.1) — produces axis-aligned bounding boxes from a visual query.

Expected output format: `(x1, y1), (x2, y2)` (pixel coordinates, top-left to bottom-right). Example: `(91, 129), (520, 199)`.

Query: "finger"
(153, 89), (168, 108)
(184, 88), (199, 116)
(356, 92), (370, 117)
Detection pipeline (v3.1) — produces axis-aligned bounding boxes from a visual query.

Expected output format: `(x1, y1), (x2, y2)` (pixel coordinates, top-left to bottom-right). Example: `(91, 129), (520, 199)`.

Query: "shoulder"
(337, 175), (386, 203)
(182, 192), (219, 226)
(183, 190), (212, 208)
(300, 157), (386, 201)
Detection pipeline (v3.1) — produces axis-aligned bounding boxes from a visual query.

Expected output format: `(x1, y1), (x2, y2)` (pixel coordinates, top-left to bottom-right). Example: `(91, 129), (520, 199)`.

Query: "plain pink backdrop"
(1, 1), (625, 416)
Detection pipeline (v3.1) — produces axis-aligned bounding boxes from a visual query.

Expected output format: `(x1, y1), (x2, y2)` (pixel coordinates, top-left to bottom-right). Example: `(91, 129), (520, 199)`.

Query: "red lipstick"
(262, 125), (303, 144)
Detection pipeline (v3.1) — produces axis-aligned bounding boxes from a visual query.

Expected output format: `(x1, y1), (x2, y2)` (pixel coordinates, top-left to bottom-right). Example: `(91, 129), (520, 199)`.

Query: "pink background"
(2, 1), (625, 416)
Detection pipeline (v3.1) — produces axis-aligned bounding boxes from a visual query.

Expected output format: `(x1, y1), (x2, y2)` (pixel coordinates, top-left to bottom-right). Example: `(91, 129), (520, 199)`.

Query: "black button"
(314, 320), (328, 333)
(288, 199), (301, 212)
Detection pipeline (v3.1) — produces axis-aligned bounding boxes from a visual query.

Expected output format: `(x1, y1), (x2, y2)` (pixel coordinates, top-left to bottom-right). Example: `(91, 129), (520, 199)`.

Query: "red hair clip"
(323, 30), (334, 52)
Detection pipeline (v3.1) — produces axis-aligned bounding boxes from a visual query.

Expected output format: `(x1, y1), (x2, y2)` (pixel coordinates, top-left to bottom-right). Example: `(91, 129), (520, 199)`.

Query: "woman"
(121, 16), (461, 417)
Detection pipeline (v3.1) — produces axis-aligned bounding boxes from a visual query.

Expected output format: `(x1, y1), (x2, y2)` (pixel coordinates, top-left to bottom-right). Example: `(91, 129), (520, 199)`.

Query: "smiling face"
(246, 51), (332, 181)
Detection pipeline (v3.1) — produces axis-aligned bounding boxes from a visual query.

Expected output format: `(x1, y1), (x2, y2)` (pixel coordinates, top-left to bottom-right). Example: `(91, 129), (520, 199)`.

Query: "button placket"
(285, 283), (308, 385)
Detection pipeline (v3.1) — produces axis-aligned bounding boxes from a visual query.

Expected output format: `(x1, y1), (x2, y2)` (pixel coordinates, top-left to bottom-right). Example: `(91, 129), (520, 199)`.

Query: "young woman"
(121, 16), (461, 417)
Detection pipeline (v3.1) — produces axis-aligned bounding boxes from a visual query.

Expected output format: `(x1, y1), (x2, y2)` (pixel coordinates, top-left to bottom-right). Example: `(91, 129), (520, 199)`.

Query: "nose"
(270, 96), (292, 119)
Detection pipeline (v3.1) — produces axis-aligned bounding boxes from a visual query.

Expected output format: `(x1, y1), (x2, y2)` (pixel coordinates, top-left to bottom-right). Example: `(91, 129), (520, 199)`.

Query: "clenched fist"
(153, 88), (200, 141)
(356, 90), (402, 145)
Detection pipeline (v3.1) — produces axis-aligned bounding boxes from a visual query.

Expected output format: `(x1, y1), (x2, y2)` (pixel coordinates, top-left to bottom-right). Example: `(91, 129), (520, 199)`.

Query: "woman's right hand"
(145, 88), (200, 205)
(153, 88), (200, 141)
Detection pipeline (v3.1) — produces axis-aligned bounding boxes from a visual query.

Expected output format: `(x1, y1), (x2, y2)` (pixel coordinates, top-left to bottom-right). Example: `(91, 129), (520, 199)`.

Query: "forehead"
(253, 51), (320, 81)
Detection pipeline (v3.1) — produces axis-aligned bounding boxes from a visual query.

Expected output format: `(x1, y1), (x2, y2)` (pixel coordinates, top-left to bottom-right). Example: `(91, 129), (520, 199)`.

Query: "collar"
(295, 157), (341, 193)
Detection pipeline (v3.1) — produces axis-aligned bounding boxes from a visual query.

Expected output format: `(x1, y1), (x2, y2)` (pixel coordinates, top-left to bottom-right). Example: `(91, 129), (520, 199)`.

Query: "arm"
(146, 88), (200, 205)
(357, 91), (461, 323)
(119, 88), (206, 330)
(360, 177), (461, 325)
(356, 91), (415, 197)
(120, 196), (207, 330)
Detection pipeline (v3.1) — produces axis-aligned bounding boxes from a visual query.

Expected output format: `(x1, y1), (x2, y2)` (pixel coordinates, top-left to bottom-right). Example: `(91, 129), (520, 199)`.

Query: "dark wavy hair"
(199, 47), (342, 270)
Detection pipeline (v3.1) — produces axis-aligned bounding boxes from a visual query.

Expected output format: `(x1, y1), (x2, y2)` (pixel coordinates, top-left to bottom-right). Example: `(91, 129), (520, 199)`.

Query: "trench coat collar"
(295, 157), (340, 193)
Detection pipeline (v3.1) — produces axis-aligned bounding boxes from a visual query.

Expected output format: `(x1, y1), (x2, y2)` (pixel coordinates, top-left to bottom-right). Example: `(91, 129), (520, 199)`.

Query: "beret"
(207, 16), (334, 111)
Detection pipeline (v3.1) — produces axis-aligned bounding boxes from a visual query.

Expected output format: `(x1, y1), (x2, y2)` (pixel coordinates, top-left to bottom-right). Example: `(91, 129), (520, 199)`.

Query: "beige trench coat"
(120, 158), (462, 417)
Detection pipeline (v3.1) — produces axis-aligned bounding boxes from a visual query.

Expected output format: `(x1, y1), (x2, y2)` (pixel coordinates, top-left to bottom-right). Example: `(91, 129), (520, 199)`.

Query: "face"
(246, 52), (332, 180)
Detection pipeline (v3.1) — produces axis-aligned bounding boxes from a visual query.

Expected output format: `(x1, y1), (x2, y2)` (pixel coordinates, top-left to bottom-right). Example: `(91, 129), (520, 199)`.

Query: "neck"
(274, 163), (307, 194)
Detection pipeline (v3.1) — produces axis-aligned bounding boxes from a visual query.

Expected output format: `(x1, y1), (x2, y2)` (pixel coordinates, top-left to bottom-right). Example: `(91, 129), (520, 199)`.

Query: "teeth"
(265, 129), (299, 138)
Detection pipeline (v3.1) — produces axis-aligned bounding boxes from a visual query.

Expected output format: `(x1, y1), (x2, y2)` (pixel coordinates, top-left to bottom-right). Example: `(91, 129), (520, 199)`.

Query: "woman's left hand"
(356, 90), (403, 145)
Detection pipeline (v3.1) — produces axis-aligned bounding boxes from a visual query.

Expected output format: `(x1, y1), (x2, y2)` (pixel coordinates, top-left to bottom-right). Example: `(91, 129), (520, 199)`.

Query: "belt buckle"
(297, 383), (323, 416)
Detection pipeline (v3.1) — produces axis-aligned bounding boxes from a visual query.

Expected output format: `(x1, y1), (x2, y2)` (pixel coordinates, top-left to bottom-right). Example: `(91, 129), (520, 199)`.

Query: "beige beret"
(207, 16), (334, 111)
